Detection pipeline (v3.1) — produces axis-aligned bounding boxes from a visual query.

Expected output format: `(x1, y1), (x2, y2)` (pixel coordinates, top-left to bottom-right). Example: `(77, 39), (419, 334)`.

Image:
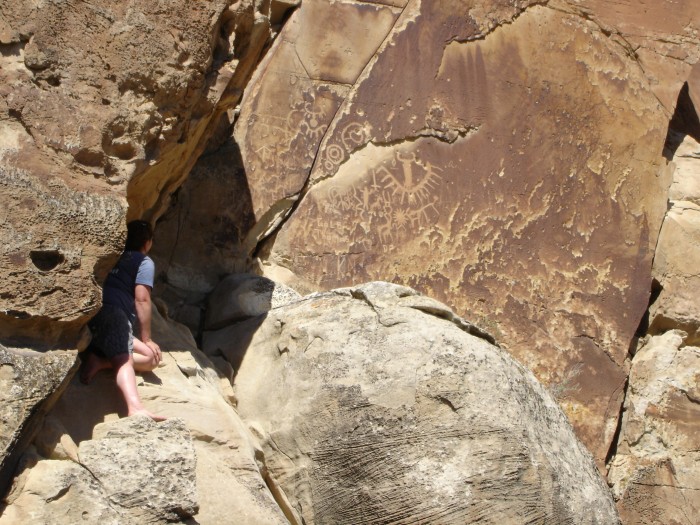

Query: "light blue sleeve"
(135, 256), (155, 288)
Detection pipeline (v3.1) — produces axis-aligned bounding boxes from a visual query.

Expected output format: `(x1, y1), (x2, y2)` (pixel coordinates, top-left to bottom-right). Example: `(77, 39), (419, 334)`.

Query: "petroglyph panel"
(235, 39), (348, 219)
(294, 139), (444, 265)
(268, 4), (673, 464)
(234, 0), (400, 221)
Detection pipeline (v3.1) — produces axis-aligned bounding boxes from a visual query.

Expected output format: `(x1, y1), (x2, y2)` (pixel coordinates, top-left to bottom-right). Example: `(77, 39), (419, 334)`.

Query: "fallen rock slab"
(79, 417), (198, 523)
(0, 345), (76, 498)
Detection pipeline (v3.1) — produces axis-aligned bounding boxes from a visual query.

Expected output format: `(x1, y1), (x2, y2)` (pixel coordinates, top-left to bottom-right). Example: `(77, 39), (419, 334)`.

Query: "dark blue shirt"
(102, 251), (155, 322)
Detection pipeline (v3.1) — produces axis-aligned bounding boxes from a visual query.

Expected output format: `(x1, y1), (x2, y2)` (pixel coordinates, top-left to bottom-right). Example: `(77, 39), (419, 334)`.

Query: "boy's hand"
(145, 340), (162, 364)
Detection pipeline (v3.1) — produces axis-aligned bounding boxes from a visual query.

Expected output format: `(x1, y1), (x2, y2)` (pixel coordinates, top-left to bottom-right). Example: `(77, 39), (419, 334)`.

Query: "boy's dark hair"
(125, 220), (154, 251)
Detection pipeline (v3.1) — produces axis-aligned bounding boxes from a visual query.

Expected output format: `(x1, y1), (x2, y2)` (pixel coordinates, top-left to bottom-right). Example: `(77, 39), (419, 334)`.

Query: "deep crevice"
(634, 277), (663, 342)
(604, 376), (629, 468)
(663, 81), (700, 160)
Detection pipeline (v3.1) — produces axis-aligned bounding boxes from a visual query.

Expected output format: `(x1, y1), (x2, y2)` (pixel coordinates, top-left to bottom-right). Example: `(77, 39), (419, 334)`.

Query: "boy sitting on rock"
(80, 220), (165, 421)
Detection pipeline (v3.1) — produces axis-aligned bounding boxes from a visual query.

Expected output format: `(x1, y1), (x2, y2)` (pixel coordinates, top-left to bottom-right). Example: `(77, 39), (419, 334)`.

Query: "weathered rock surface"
(229, 0), (700, 464)
(224, 282), (619, 524)
(608, 331), (700, 525)
(0, 308), (288, 524)
(0, 0), (274, 349)
(649, 134), (700, 343)
(80, 417), (198, 522)
(606, 111), (700, 523)
(0, 346), (76, 498)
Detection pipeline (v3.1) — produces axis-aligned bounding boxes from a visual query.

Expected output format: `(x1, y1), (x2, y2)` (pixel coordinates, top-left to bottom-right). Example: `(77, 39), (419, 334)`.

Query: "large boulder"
(229, 0), (700, 463)
(224, 282), (619, 524)
(0, 308), (289, 524)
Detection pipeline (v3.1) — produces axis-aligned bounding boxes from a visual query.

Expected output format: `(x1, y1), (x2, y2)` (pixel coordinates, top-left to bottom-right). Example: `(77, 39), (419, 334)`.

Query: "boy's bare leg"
(111, 353), (166, 421)
(132, 337), (160, 372)
(80, 351), (112, 384)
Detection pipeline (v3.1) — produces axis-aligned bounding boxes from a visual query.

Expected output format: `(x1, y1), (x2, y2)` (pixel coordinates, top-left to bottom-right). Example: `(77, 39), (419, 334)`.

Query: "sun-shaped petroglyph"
(288, 96), (328, 142)
(374, 151), (442, 206)
(319, 149), (442, 246)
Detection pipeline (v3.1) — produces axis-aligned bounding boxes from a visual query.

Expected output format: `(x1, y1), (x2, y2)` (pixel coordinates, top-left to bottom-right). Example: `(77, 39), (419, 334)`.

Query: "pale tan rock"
(609, 97), (700, 521)
(668, 135), (700, 204)
(229, 282), (619, 524)
(1, 308), (288, 524)
(649, 202), (700, 343)
(79, 417), (198, 522)
(237, 0), (680, 465)
(608, 331), (700, 525)
(33, 416), (79, 463)
(0, 345), (76, 497)
(2, 418), (199, 524)
(0, 449), (126, 525)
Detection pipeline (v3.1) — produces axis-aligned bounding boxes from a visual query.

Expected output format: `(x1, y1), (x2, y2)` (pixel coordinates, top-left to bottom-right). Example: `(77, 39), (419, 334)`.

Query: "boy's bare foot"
(80, 352), (111, 384)
(128, 408), (167, 422)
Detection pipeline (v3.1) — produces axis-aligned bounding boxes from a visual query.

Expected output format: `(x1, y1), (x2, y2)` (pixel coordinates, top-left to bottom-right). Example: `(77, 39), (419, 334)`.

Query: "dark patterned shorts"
(88, 304), (134, 358)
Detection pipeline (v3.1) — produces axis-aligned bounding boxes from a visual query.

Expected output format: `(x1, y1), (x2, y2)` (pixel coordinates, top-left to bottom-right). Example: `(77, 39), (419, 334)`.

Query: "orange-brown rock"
(234, 0), (700, 464)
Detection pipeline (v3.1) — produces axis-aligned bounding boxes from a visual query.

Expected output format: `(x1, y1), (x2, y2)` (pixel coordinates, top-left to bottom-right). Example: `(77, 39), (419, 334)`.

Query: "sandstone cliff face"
(2, 0), (700, 523)
(215, 282), (619, 524)
(226, 0), (700, 466)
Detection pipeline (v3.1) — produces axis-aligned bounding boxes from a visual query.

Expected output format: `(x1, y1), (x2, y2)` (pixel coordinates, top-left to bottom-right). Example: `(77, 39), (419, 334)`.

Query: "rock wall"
(140, 1), (700, 492)
(0, 0), (275, 349)
(226, 0), (700, 466)
(2, 0), (700, 523)
(607, 90), (700, 523)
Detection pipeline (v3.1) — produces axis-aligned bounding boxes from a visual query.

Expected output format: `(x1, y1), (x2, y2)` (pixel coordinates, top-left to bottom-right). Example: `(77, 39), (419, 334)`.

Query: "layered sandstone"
(0, 0), (275, 349)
